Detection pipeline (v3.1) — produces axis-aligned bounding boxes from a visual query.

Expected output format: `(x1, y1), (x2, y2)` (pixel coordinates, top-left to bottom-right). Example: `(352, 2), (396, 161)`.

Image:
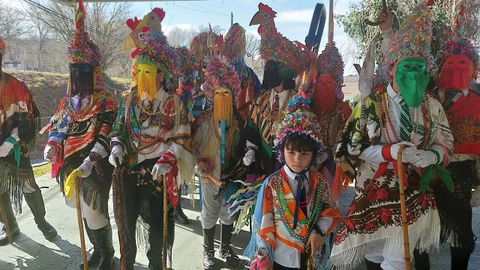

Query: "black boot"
(23, 189), (57, 241)
(92, 223), (115, 270)
(0, 193), (20, 245)
(174, 199), (190, 225)
(365, 259), (382, 270)
(451, 246), (473, 270)
(219, 224), (240, 266)
(203, 227), (216, 270)
(79, 219), (101, 269)
(413, 249), (430, 270)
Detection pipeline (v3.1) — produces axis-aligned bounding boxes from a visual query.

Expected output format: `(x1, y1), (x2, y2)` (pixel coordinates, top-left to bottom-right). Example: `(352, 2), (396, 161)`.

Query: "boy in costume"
(331, 2), (454, 269)
(0, 36), (57, 245)
(248, 95), (340, 270)
(108, 7), (194, 270)
(43, 1), (117, 269)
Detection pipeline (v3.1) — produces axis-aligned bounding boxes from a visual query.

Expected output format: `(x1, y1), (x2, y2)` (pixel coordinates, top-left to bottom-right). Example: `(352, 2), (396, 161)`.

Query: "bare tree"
(0, 1), (27, 60)
(244, 32), (263, 79)
(28, 0), (130, 70)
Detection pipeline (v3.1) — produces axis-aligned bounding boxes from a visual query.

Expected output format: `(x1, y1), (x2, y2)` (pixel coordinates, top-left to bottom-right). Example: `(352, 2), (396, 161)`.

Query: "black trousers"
(119, 161), (175, 269)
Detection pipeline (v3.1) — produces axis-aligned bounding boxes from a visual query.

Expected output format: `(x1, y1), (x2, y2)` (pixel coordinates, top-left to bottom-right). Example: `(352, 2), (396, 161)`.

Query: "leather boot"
(174, 199), (190, 225)
(203, 227), (216, 270)
(365, 259), (382, 270)
(219, 224), (239, 266)
(0, 193), (20, 245)
(79, 219), (101, 269)
(23, 189), (57, 241)
(92, 223), (114, 270)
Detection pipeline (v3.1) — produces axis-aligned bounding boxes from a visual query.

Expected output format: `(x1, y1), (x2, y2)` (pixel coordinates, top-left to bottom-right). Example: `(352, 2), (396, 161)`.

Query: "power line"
(21, 0), (124, 42)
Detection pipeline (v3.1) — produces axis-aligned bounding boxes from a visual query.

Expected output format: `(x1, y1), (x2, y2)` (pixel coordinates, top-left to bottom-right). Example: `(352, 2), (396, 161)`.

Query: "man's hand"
(306, 232), (325, 258)
(108, 145), (124, 167)
(44, 144), (55, 161)
(243, 149), (256, 166)
(79, 157), (95, 178)
(151, 163), (171, 180)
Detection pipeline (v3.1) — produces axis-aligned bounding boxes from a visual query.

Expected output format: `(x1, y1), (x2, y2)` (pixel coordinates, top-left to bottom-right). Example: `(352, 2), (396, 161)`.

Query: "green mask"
(395, 58), (430, 107)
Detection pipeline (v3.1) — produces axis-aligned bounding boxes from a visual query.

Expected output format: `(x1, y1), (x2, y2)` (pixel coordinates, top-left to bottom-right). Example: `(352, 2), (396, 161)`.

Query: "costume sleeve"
(258, 184), (276, 248)
(317, 179), (341, 234)
(335, 95), (381, 179)
(110, 96), (129, 150)
(92, 96), (117, 158)
(428, 97), (454, 165)
(46, 97), (69, 145)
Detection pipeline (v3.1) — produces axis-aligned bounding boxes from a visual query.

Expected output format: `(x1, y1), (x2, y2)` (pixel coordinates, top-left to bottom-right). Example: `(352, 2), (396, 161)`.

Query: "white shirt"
(269, 89), (291, 111)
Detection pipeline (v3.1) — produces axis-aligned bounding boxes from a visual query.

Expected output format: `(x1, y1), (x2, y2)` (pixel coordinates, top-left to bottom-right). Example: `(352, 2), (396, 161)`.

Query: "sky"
(7, 0), (361, 75)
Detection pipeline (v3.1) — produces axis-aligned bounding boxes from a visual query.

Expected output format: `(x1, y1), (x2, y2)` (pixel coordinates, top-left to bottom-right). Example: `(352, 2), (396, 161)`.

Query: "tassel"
(213, 87), (233, 121)
(220, 120), (226, 165)
(137, 64), (158, 100)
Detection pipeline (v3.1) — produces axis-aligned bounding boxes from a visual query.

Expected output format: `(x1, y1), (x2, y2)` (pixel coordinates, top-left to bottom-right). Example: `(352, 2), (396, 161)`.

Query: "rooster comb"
(259, 3), (276, 18)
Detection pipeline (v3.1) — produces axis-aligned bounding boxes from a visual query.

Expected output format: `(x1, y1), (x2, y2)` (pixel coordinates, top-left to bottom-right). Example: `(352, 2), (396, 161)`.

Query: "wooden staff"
(0, 195), (12, 244)
(162, 175), (168, 270)
(396, 145), (411, 270)
(75, 177), (89, 270)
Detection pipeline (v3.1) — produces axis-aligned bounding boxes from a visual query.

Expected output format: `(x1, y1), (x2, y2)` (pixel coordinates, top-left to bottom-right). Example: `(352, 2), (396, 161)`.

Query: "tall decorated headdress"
(315, 0), (345, 101)
(222, 23), (248, 79)
(273, 94), (323, 163)
(124, 7), (176, 99)
(250, 3), (309, 79)
(202, 55), (241, 103)
(436, 4), (479, 89)
(385, 1), (434, 71)
(67, 0), (104, 94)
(0, 36), (5, 56)
(68, 0), (101, 67)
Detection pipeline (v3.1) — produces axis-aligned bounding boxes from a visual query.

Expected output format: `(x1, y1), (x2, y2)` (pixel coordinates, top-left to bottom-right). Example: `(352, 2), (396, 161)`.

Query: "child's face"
(284, 146), (313, 173)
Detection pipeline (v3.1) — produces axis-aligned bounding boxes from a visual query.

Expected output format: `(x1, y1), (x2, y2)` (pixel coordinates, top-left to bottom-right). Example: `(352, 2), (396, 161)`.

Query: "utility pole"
(231, 12), (233, 26)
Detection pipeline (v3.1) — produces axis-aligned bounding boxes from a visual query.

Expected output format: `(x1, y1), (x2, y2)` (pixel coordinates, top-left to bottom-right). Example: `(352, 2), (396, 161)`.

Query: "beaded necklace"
(126, 96), (180, 155)
(377, 91), (432, 149)
(273, 170), (324, 242)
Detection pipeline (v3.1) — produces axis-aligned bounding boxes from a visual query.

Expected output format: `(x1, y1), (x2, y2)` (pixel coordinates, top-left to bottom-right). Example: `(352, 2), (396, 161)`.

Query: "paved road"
(0, 174), (479, 269)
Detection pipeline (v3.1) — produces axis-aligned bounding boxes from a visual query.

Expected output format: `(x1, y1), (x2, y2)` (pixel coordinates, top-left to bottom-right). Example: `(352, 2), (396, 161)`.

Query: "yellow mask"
(137, 64), (158, 100)
(213, 87), (233, 121)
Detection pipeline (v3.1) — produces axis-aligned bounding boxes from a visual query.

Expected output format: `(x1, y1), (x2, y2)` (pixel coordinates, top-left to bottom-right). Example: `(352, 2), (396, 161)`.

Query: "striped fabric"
(399, 98), (412, 141)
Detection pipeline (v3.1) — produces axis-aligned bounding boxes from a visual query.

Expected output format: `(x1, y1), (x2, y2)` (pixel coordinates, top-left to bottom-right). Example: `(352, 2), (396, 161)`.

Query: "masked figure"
(331, 3), (454, 269)
(43, 2), (118, 269)
(430, 13), (480, 270)
(108, 7), (194, 270)
(192, 53), (256, 269)
(0, 36), (57, 246)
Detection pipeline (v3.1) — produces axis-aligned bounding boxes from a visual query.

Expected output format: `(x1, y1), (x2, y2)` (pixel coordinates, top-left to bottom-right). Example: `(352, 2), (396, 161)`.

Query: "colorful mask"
(137, 64), (158, 100)
(69, 63), (94, 96)
(314, 74), (337, 112)
(213, 87), (233, 121)
(395, 58), (430, 107)
(437, 54), (474, 90)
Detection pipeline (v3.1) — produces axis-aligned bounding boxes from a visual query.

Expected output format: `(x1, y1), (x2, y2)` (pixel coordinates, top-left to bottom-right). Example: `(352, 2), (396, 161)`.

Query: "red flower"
(364, 221), (376, 231)
(344, 218), (355, 231)
(378, 208), (393, 224)
(367, 190), (378, 201)
(376, 188), (389, 201)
